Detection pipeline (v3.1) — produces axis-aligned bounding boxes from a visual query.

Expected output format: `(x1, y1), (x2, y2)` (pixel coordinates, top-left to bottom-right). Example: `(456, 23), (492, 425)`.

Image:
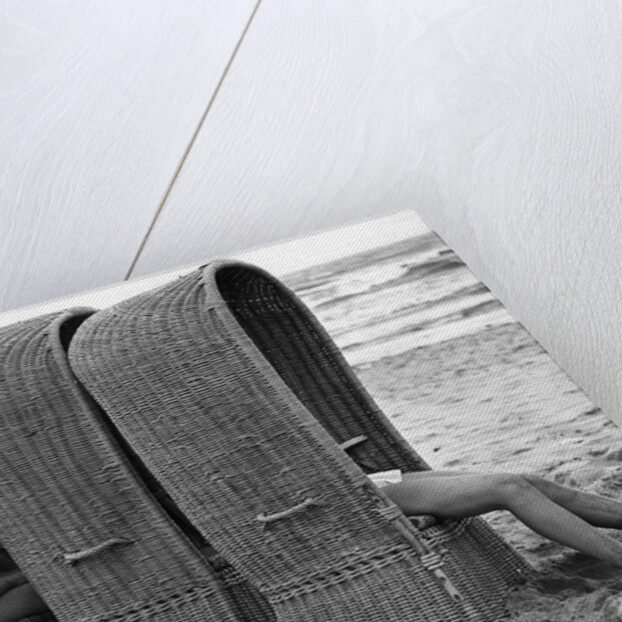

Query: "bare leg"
(380, 472), (622, 568)
(0, 580), (49, 622)
(405, 470), (622, 529)
(520, 473), (622, 529)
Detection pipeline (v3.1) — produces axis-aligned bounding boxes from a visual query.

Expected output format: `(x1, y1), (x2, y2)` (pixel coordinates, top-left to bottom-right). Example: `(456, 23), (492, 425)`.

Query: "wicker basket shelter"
(0, 309), (251, 622)
(68, 259), (533, 622)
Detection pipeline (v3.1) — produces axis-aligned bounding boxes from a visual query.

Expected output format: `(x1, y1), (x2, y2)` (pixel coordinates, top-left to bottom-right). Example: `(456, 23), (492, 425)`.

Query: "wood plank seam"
(124, 0), (265, 282)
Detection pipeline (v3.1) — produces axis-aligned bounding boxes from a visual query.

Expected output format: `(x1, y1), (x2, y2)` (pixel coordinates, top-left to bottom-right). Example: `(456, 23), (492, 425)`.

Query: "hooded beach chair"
(67, 259), (533, 622)
(0, 308), (272, 622)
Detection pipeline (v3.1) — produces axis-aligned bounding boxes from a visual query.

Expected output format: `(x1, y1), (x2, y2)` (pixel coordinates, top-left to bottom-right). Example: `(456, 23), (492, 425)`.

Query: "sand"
(351, 321), (622, 621)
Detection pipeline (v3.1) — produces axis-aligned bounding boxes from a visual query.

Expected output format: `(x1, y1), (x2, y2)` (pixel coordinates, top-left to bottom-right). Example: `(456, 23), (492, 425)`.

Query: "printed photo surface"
(1, 211), (621, 622)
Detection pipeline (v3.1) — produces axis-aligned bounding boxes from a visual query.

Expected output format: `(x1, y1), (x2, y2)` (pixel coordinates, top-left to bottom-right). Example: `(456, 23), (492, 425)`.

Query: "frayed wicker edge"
(257, 543), (417, 602)
(89, 584), (219, 622)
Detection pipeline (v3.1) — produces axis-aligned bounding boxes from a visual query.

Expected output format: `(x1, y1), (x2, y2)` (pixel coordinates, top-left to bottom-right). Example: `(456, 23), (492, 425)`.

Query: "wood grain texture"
(134, 0), (622, 423)
(130, 0), (435, 275)
(0, 0), (256, 311)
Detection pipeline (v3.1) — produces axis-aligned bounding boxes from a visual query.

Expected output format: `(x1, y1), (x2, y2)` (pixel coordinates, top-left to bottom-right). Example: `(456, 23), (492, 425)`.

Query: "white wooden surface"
(0, 0), (256, 310)
(131, 0), (622, 424)
(2, 0), (622, 424)
(130, 0), (430, 275)
(395, 1), (622, 427)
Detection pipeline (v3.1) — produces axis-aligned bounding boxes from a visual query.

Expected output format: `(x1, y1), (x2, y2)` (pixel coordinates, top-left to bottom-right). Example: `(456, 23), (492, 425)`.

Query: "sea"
(282, 230), (512, 367)
(283, 231), (622, 620)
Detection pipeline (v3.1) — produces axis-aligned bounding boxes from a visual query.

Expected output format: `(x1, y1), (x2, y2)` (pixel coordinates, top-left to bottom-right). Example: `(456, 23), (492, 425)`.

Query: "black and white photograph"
(3, 3), (622, 621)
(2, 212), (622, 622)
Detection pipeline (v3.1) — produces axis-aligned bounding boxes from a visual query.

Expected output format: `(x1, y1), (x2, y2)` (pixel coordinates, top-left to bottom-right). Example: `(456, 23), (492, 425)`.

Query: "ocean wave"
(390, 256), (465, 284)
(313, 257), (470, 310)
(339, 298), (503, 352)
(285, 232), (442, 289)
(322, 282), (491, 336)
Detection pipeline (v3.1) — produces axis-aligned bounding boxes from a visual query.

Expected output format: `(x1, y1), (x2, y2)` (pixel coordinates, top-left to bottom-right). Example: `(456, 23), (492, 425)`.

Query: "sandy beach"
(351, 321), (622, 621)
(283, 231), (622, 620)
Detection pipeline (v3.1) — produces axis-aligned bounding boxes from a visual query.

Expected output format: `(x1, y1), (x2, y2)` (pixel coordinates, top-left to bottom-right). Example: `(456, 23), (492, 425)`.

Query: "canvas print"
(1, 211), (621, 622)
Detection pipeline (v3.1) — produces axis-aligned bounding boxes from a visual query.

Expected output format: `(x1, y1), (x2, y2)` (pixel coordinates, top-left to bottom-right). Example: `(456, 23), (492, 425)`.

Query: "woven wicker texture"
(0, 309), (243, 622)
(67, 260), (533, 622)
(214, 261), (535, 617)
